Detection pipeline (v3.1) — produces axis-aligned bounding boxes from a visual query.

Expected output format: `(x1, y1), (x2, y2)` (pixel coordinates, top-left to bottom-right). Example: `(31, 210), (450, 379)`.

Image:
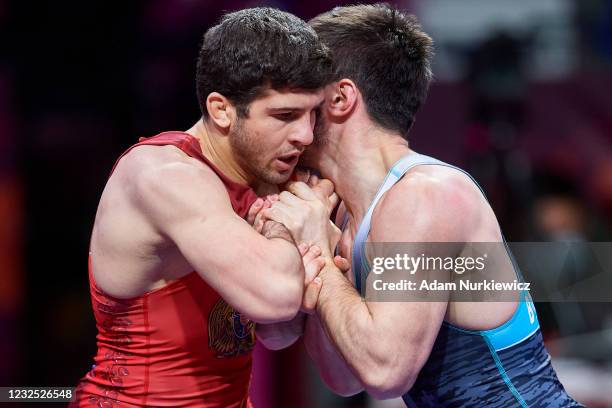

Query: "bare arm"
(304, 313), (363, 396)
(133, 157), (304, 323)
(256, 177), (340, 347)
(256, 243), (325, 349)
(260, 195), (363, 393)
(301, 213), (363, 396)
(313, 175), (476, 399)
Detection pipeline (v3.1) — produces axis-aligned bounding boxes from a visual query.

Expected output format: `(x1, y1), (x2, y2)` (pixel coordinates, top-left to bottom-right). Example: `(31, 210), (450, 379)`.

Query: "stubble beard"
(230, 118), (290, 185)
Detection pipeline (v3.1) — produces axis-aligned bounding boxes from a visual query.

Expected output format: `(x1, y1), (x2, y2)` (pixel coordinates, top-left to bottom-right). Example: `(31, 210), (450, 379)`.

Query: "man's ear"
(205, 92), (235, 130)
(327, 79), (358, 120)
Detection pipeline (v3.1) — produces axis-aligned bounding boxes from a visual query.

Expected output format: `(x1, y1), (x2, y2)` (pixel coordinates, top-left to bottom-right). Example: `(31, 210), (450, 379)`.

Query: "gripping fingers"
(253, 213), (265, 233)
(298, 242), (310, 256)
(247, 198), (264, 225)
(286, 181), (319, 201)
(328, 192), (339, 211)
(260, 203), (293, 227)
(278, 190), (303, 206)
(266, 194), (279, 204)
(301, 249), (325, 313)
(307, 174), (320, 187)
(312, 178), (334, 201)
(252, 198), (273, 233)
(334, 255), (351, 273)
(301, 276), (322, 314)
(303, 245), (322, 283)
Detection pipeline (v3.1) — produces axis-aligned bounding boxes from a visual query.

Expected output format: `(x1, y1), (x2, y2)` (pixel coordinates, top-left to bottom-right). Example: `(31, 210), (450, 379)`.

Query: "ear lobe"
(206, 92), (233, 130)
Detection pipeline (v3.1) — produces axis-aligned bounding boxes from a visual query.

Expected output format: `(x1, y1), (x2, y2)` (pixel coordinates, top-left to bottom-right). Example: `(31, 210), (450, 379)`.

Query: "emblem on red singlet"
(208, 299), (256, 358)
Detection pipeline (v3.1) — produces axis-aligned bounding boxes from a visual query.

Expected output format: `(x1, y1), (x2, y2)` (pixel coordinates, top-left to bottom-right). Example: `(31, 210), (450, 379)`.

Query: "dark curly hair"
(196, 7), (333, 118)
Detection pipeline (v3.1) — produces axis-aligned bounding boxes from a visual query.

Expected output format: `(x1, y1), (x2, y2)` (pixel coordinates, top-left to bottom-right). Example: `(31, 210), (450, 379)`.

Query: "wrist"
(319, 247), (334, 261)
(319, 261), (340, 281)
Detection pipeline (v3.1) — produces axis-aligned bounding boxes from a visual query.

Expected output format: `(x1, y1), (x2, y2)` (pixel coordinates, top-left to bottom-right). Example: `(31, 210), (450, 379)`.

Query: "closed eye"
(274, 111), (297, 122)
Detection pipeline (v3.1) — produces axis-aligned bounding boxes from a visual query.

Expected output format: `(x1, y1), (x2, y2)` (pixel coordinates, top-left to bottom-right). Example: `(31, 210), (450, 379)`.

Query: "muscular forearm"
(316, 264), (406, 397)
(240, 221), (303, 323)
(316, 265), (376, 368)
(260, 220), (303, 284)
(304, 313), (363, 396)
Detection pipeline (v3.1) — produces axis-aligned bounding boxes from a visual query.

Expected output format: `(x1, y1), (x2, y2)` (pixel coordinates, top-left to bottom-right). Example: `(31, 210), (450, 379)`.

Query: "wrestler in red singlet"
(71, 132), (258, 408)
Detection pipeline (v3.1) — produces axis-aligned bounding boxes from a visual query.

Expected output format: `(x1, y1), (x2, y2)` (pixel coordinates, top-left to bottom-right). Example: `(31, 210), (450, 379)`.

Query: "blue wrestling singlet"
(350, 153), (584, 407)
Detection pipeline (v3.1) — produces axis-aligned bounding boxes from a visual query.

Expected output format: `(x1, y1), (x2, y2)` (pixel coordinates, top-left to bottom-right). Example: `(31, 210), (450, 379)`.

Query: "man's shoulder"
(118, 144), (220, 188)
(115, 143), (203, 175)
(402, 165), (480, 201)
(112, 144), (227, 214)
(371, 163), (483, 241)
(383, 163), (477, 207)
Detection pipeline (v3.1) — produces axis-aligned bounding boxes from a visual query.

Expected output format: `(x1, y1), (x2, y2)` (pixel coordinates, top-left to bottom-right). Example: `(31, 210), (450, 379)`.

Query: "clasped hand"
(264, 175), (341, 258)
(246, 173), (345, 313)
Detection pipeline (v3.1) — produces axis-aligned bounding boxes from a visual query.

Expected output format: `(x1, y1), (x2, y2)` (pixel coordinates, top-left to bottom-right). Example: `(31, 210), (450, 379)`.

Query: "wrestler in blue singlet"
(349, 153), (583, 407)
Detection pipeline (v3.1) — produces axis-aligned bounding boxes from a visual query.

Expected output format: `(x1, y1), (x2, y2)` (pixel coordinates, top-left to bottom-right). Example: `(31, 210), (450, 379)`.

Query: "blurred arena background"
(1, 0), (612, 406)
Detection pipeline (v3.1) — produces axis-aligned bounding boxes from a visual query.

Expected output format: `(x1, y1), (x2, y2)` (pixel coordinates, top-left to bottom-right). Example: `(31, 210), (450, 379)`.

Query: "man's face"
(299, 83), (335, 169)
(230, 88), (324, 185)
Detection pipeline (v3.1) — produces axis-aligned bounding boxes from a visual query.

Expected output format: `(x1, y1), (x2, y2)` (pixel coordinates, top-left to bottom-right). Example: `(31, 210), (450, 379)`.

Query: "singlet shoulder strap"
(352, 153), (444, 292)
(109, 131), (258, 217)
(351, 152), (524, 292)
(109, 131), (206, 176)
(351, 153), (540, 353)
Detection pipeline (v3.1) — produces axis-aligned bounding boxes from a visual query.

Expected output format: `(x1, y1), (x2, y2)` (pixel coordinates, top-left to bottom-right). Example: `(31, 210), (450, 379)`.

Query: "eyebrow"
(268, 99), (325, 112)
(268, 107), (303, 112)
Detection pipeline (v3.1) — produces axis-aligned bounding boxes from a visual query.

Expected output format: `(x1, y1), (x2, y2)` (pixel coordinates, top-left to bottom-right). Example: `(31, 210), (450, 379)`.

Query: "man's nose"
(289, 116), (315, 147)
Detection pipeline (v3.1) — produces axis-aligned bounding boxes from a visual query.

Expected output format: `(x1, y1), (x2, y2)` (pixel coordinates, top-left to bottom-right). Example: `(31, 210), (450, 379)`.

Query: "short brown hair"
(310, 4), (433, 136)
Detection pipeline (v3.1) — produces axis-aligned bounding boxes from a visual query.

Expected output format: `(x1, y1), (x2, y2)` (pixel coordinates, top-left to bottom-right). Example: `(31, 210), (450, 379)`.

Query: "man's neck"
(319, 124), (412, 223)
(185, 119), (253, 187)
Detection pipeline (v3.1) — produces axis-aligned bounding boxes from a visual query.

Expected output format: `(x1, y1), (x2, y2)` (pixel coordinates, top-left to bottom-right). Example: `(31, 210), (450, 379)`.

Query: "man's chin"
(258, 169), (292, 186)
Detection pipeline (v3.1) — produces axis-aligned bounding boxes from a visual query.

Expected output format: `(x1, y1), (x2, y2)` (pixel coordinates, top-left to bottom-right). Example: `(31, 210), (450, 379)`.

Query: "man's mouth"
(274, 152), (301, 172)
